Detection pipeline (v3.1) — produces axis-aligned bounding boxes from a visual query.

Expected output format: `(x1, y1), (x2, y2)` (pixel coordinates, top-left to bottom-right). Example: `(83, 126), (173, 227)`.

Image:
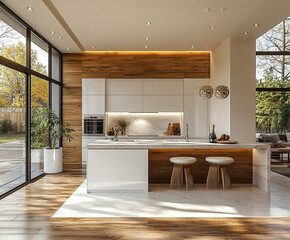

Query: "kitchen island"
(87, 139), (270, 193)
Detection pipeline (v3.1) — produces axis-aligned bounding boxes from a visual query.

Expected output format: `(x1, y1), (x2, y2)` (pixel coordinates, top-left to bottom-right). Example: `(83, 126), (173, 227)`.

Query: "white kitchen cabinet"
(87, 149), (148, 193)
(82, 95), (105, 115)
(142, 79), (183, 95)
(106, 95), (142, 112)
(184, 95), (209, 138)
(143, 95), (183, 112)
(82, 78), (105, 95)
(106, 79), (142, 95)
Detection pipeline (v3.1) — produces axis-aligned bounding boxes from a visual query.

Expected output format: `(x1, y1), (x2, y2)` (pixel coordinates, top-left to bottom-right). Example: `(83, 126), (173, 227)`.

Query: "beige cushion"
(170, 157), (196, 165)
(263, 134), (280, 143)
(206, 157), (234, 165)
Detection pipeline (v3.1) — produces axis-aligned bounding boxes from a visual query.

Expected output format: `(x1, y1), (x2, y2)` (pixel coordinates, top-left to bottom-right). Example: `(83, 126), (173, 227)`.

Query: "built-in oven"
(83, 115), (105, 136)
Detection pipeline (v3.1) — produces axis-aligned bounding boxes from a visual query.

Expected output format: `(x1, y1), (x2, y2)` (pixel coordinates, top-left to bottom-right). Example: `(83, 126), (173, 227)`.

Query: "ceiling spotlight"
(144, 45), (148, 48)
(145, 37), (149, 40)
(66, 47), (70, 50)
(58, 36), (62, 40)
(243, 31), (248, 35)
(92, 45), (95, 48)
(205, 8), (210, 12)
(192, 45), (195, 48)
(27, 7), (33, 11)
(220, 7), (225, 12)
(210, 26), (215, 29)
(50, 31), (55, 34)
(146, 22), (151, 25)
(253, 23), (259, 27)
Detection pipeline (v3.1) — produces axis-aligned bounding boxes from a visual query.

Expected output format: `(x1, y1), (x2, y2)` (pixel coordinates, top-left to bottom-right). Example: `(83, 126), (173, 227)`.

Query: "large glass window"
(256, 17), (290, 135)
(0, 3), (62, 198)
(52, 49), (60, 81)
(31, 32), (48, 76)
(31, 76), (49, 178)
(0, 64), (26, 195)
(0, 7), (26, 66)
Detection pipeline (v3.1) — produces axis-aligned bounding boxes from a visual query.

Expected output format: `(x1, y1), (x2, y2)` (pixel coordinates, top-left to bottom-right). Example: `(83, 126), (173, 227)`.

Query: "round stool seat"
(170, 157), (197, 165)
(206, 157), (234, 165)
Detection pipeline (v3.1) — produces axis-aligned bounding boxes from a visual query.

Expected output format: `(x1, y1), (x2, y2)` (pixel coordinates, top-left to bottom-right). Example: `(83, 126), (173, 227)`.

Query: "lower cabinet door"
(87, 149), (148, 193)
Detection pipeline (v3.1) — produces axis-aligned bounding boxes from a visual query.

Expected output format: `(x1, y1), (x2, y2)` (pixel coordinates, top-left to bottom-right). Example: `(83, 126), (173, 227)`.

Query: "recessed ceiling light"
(50, 31), (55, 34)
(92, 45), (95, 48)
(253, 23), (259, 27)
(58, 36), (62, 40)
(220, 7), (225, 12)
(144, 45), (148, 48)
(192, 45), (195, 48)
(66, 47), (70, 50)
(205, 8), (210, 12)
(27, 7), (33, 11)
(210, 26), (215, 29)
(146, 22), (151, 25)
(243, 31), (248, 35)
(145, 37), (149, 40)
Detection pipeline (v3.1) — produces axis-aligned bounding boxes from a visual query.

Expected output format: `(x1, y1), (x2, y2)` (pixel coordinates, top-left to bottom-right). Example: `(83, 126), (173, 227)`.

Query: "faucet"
(185, 123), (189, 141)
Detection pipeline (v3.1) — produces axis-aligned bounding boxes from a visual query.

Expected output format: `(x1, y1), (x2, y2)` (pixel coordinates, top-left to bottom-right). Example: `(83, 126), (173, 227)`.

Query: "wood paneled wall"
(149, 149), (253, 184)
(62, 52), (210, 167)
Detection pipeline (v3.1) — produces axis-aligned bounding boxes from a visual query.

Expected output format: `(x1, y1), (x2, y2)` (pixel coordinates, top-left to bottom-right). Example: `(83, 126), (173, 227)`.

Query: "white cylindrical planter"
(44, 147), (63, 174)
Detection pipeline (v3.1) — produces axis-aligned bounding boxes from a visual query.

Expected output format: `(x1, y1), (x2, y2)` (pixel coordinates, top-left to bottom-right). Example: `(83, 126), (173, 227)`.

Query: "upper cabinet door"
(143, 95), (183, 112)
(106, 79), (142, 95)
(82, 95), (105, 115)
(142, 79), (183, 95)
(82, 78), (105, 95)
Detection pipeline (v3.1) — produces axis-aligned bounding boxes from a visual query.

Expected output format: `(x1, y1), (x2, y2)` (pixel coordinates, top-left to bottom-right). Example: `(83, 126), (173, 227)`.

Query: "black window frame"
(0, 1), (62, 199)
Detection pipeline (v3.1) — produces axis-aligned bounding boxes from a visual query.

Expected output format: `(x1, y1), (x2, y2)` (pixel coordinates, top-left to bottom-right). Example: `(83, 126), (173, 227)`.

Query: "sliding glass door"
(0, 65), (26, 195)
(0, 2), (62, 198)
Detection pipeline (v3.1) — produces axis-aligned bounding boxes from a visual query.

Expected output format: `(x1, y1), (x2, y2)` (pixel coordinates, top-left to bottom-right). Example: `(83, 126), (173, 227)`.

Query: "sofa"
(256, 133), (290, 148)
(256, 133), (290, 161)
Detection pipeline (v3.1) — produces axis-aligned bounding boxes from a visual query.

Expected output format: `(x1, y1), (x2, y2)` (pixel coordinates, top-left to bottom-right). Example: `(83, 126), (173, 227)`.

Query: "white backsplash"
(106, 113), (183, 136)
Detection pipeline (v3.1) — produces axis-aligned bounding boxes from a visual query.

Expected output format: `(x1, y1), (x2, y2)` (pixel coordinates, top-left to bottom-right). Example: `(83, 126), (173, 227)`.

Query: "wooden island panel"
(149, 148), (253, 184)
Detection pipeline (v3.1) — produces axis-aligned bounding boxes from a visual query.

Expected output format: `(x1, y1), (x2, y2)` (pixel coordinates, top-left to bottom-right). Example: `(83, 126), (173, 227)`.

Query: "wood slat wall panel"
(62, 52), (210, 167)
(149, 149), (253, 184)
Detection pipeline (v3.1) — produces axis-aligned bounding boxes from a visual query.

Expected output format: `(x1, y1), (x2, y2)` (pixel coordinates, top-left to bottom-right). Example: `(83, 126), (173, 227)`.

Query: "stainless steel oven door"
(83, 119), (104, 135)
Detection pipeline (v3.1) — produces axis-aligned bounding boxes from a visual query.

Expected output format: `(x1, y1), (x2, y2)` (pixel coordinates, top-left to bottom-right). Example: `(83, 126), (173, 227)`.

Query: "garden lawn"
(0, 134), (24, 144)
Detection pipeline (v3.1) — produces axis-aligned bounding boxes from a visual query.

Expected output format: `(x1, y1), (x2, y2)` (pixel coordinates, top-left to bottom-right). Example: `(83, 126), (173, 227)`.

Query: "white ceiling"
(2, 0), (290, 53)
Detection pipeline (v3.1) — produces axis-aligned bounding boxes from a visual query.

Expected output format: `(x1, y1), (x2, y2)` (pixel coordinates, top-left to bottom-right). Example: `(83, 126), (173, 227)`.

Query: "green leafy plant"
(39, 108), (75, 149)
(30, 108), (49, 149)
(114, 118), (131, 135)
(0, 117), (16, 134)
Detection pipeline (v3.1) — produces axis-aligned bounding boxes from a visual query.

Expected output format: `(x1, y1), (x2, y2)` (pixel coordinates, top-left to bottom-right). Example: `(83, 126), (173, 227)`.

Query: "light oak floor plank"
(1, 168), (290, 239)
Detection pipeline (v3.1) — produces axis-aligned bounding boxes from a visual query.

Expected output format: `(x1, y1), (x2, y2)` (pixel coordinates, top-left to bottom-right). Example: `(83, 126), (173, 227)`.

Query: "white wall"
(230, 39), (256, 142)
(210, 37), (256, 142)
(210, 37), (231, 137)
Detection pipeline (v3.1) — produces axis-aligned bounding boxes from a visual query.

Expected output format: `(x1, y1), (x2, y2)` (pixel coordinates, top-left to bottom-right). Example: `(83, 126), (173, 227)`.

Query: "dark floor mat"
(271, 168), (290, 178)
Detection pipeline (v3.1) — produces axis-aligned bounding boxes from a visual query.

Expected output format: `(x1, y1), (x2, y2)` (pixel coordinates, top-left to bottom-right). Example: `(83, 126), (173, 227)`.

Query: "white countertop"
(87, 139), (270, 149)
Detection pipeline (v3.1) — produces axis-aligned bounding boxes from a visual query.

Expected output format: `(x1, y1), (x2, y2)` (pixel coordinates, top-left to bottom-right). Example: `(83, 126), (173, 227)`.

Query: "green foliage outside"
(0, 117), (16, 134)
(256, 75), (290, 133)
(0, 133), (24, 144)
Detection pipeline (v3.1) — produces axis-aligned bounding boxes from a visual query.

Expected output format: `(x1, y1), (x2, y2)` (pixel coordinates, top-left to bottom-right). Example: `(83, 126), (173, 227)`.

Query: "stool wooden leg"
(206, 164), (218, 189)
(220, 166), (231, 189)
(184, 166), (194, 189)
(170, 164), (183, 189)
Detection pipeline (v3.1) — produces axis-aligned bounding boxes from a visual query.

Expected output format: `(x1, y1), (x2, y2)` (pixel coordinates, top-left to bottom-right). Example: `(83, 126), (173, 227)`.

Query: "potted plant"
(114, 118), (131, 135)
(40, 108), (75, 173)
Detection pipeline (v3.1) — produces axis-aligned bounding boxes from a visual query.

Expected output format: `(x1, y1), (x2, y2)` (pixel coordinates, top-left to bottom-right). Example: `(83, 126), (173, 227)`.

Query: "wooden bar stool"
(205, 157), (234, 190)
(170, 157), (197, 189)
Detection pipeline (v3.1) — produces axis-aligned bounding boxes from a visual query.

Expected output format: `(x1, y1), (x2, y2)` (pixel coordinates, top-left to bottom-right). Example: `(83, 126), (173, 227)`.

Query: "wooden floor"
(1, 169), (290, 240)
